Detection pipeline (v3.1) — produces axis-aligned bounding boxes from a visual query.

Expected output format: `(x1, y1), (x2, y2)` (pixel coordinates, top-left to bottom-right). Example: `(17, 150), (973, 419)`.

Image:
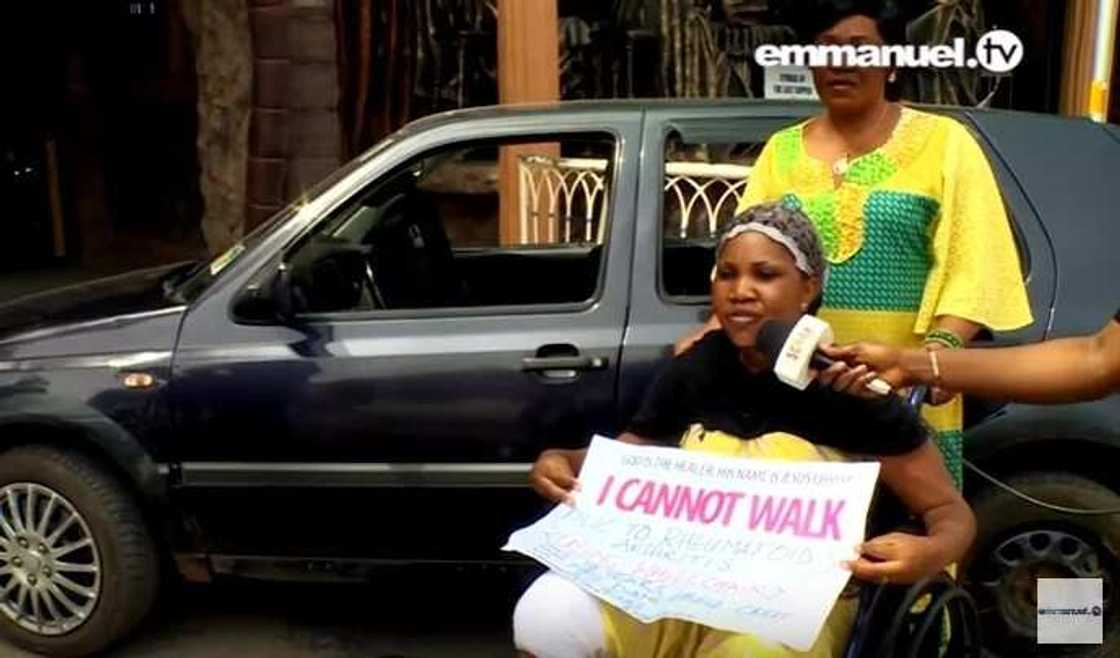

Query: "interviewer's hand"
(925, 386), (954, 406)
(843, 532), (949, 584)
(821, 343), (911, 389)
(814, 361), (882, 399)
(529, 449), (582, 505)
(921, 342), (955, 406)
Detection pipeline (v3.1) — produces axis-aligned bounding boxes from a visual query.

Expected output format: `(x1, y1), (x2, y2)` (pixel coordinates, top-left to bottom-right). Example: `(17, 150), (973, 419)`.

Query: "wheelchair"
(841, 489), (983, 658)
(844, 386), (983, 658)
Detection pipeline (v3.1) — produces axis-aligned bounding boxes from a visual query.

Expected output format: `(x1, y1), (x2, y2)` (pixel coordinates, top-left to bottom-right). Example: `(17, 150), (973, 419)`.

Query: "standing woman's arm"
(673, 314), (722, 355)
(914, 121), (1034, 358)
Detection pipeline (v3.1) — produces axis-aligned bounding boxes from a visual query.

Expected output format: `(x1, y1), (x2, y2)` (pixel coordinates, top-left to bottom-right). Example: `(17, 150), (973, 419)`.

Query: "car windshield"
(166, 135), (398, 304)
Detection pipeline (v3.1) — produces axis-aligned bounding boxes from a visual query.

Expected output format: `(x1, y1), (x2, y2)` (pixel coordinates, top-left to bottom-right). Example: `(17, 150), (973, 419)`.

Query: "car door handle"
(520, 355), (608, 372)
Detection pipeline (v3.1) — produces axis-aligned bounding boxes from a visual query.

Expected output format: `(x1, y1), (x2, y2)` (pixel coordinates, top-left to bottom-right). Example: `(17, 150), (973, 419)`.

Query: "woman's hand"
(673, 314), (722, 356)
(529, 449), (583, 505)
(843, 532), (950, 584)
(820, 343), (911, 389)
(814, 361), (884, 399)
(921, 342), (954, 406)
(925, 386), (954, 406)
(820, 343), (959, 404)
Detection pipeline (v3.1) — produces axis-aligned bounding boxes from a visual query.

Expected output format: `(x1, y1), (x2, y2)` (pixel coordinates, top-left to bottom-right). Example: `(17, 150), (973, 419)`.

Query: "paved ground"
(0, 570), (522, 658)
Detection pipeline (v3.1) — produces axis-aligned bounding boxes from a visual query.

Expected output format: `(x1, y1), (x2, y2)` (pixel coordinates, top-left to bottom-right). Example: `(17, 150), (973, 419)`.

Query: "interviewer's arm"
(826, 317), (1120, 404)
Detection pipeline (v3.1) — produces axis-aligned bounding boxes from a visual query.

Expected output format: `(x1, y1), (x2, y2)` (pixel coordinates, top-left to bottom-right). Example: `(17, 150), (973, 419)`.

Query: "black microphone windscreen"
(755, 319), (796, 366)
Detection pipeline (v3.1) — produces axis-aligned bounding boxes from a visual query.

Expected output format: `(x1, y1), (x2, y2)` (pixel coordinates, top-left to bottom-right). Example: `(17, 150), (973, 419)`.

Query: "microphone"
(756, 316), (893, 396)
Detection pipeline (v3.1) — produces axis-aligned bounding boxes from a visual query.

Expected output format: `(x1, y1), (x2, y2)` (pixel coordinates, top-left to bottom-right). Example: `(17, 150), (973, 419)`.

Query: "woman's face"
(711, 232), (821, 350)
(811, 14), (890, 115)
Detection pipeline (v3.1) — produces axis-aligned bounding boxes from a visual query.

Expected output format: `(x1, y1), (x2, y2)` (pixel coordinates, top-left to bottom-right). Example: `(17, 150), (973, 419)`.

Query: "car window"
(286, 133), (616, 315)
(660, 130), (765, 300)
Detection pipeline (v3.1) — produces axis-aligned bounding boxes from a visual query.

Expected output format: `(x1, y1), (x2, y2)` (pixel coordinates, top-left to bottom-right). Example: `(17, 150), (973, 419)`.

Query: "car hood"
(0, 263), (193, 342)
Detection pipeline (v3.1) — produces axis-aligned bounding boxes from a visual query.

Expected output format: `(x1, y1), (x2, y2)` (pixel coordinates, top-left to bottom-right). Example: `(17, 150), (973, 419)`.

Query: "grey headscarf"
(714, 202), (829, 287)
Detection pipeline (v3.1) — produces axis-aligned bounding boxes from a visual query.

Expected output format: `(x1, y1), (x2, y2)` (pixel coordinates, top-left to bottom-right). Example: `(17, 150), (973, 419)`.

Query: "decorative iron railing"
(517, 156), (610, 244)
(662, 161), (752, 238)
(517, 155), (751, 244)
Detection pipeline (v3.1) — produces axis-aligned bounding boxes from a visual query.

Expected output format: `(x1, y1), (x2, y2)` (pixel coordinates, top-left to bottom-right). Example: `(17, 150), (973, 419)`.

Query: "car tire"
(963, 471), (1120, 658)
(0, 445), (159, 657)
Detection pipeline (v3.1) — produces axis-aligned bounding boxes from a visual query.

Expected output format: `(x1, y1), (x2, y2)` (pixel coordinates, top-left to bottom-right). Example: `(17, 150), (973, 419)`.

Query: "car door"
(167, 110), (641, 562)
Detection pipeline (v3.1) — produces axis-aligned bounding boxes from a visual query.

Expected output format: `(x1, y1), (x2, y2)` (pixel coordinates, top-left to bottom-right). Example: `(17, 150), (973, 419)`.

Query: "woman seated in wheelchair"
(514, 202), (975, 658)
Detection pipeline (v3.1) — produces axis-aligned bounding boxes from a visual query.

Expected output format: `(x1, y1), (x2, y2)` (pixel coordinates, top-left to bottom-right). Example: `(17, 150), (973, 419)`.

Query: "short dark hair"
(783, 0), (907, 46)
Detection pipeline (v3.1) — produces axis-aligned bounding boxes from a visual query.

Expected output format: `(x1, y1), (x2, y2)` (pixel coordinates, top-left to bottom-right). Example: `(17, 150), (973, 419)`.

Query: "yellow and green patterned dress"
(736, 107), (1032, 487)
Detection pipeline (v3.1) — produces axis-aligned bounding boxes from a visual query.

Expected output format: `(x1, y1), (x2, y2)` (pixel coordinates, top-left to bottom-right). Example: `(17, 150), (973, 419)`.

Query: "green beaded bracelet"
(925, 328), (964, 350)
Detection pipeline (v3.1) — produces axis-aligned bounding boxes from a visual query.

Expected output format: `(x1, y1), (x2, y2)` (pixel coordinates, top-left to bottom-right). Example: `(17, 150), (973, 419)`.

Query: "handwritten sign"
(504, 436), (880, 650)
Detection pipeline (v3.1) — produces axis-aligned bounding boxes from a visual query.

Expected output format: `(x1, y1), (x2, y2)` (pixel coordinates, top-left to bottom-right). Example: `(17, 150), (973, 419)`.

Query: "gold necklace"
(831, 104), (894, 178)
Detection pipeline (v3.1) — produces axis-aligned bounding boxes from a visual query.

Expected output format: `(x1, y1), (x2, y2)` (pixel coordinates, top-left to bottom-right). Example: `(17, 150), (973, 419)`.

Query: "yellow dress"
(598, 428), (860, 658)
(736, 107), (1033, 487)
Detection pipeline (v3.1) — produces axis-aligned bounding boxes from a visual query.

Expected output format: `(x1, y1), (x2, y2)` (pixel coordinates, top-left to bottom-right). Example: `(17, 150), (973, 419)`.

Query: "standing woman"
(680, 0), (1032, 487)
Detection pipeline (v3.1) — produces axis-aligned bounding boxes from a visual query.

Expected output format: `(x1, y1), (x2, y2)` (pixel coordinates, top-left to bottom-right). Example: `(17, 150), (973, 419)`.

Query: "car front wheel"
(964, 471), (1120, 658)
(0, 445), (159, 656)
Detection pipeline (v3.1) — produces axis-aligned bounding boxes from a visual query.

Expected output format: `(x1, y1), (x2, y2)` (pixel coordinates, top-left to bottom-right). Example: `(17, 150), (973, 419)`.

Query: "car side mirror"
(285, 237), (372, 314)
(272, 263), (295, 322)
(231, 262), (295, 325)
(234, 237), (373, 324)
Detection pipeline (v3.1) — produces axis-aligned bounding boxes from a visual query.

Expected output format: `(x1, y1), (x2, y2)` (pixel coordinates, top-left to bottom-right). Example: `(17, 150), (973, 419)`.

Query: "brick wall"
(247, 0), (341, 230)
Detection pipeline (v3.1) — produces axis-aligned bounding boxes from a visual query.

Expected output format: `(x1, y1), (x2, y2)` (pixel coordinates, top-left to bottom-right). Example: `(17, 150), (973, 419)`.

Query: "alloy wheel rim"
(0, 483), (101, 636)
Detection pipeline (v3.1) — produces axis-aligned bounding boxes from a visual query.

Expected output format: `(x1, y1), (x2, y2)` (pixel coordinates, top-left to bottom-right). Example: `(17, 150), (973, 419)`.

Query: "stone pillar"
(246, 0), (291, 231)
(245, 0), (341, 231)
(287, 0), (341, 203)
(182, 0), (253, 254)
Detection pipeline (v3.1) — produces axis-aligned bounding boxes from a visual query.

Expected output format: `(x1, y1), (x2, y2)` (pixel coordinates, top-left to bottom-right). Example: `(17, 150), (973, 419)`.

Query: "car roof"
(400, 98), (1115, 133)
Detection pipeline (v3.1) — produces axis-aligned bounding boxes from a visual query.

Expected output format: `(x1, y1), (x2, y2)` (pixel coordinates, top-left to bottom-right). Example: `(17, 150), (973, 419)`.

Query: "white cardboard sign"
(504, 436), (879, 650)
